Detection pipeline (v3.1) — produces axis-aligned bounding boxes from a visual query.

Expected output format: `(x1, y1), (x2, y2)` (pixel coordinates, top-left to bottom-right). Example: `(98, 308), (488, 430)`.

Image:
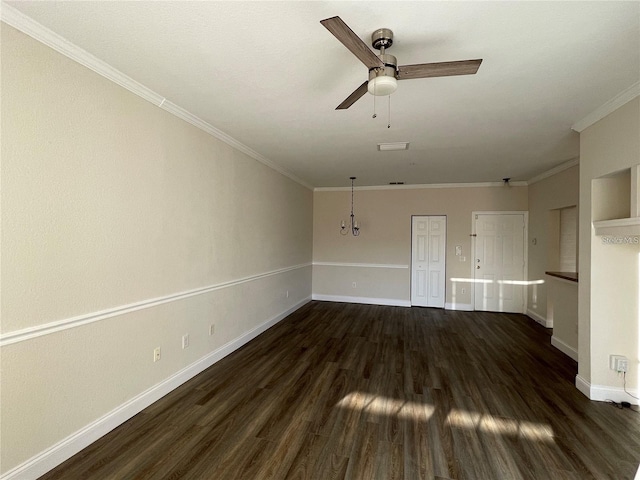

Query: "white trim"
(593, 217), (640, 236)
(312, 262), (409, 269)
(551, 335), (578, 361)
(526, 308), (553, 328)
(576, 374), (591, 399)
(444, 302), (474, 311)
(0, 297), (311, 480)
(572, 82), (640, 132)
(527, 158), (580, 185)
(158, 100), (311, 189)
(314, 181), (527, 192)
(472, 210), (529, 216)
(0, 3), (312, 191)
(0, 3), (164, 106)
(0, 263), (312, 347)
(311, 294), (411, 307)
(575, 374), (639, 405)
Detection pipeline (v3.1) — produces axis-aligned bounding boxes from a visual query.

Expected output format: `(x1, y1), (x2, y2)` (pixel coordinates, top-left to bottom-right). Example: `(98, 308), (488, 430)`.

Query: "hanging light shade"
(368, 55), (398, 96)
(368, 72), (397, 96)
(340, 177), (360, 236)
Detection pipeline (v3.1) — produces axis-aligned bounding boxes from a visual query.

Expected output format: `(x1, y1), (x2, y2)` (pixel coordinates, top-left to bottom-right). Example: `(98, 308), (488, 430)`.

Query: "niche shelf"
(592, 164), (640, 236)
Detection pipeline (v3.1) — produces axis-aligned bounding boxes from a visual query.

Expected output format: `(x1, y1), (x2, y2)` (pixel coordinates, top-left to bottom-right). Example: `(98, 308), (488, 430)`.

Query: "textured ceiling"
(6, 1), (640, 187)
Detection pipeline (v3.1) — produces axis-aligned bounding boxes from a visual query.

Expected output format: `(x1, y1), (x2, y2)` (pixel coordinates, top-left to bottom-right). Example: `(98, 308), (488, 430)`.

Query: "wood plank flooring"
(39, 302), (640, 479)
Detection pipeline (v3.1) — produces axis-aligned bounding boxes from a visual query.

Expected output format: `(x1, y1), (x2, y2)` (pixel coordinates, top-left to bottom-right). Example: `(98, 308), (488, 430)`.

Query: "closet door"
(411, 216), (446, 308)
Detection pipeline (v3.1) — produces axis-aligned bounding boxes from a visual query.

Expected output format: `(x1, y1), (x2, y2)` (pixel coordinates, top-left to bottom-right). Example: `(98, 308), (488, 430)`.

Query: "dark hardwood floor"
(39, 301), (640, 479)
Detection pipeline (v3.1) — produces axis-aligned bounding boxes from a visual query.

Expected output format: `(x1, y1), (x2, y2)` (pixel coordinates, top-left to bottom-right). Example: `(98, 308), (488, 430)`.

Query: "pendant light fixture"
(340, 177), (360, 236)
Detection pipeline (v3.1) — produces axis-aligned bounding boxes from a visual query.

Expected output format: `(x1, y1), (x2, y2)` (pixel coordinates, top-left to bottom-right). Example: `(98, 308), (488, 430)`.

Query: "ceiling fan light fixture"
(368, 62), (398, 96)
(367, 75), (397, 96)
(320, 16), (482, 109)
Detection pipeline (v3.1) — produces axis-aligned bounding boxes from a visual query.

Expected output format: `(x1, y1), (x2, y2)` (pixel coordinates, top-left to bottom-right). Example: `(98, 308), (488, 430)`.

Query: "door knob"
(476, 265), (480, 269)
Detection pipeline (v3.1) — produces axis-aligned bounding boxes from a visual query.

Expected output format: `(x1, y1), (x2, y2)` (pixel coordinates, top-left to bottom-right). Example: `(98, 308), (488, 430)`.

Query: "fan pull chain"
(372, 86), (377, 119)
(387, 95), (391, 128)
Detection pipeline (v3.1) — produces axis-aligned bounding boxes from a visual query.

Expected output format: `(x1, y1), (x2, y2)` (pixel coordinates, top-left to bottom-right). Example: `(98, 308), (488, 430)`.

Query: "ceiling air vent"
(377, 142), (409, 151)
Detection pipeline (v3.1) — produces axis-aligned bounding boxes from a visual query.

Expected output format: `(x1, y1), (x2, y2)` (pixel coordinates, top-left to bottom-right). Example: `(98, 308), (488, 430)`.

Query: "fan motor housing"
(369, 65), (397, 82)
(371, 28), (394, 50)
(369, 53), (398, 81)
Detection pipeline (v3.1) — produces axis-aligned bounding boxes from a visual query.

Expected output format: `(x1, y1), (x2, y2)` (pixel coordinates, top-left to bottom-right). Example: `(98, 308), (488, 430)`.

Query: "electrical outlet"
(461, 288), (466, 294)
(352, 282), (357, 288)
(153, 347), (161, 362)
(610, 354), (628, 372)
(182, 334), (189, 349)
(209, 324), (215, 336)
(617, 358), (628, 373)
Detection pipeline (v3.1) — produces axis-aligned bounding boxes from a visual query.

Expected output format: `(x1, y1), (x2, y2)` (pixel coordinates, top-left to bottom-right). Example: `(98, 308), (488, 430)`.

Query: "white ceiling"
(6, 1), (640, 188)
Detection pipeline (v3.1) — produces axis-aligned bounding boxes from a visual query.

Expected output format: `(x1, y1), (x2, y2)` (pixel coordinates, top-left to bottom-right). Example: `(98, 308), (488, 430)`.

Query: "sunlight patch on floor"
(336, 392), (434, 421)
(445, 408), (554, 442)
(336, 394), (554, 443)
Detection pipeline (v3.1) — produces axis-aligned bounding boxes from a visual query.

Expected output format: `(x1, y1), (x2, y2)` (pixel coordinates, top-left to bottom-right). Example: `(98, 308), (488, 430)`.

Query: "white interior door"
(474, 213), (525, 313)
(411, 216), (446, 308)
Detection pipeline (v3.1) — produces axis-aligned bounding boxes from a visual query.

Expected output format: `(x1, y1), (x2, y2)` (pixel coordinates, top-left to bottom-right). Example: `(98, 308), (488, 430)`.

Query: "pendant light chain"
(351, 178), (355, 218)
(340, 177), (360, 236)
(350, 176), (360, 236)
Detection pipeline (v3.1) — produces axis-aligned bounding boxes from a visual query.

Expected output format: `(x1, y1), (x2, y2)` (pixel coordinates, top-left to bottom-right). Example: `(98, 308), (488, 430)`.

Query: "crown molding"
(527, 157), (579, 185)
(571, 82), (640, 133)
(314, 181), (528, 192)
(0, 3), (166, 106)
(0, 2), (313, 191)
(159, 100), (313, 189)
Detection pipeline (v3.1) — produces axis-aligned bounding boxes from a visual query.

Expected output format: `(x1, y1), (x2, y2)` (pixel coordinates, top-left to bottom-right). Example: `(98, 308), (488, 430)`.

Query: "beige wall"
(527, 164), (579, 349)
(1, 25), (312, 474)
(313, 186), (528, 306)
(579, 97), (639, 395)
(548, 278), (579, 359)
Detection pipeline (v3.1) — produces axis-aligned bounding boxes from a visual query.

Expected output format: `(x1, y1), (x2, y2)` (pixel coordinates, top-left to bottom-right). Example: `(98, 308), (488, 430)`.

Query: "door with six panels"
(411, 216), (446, 308)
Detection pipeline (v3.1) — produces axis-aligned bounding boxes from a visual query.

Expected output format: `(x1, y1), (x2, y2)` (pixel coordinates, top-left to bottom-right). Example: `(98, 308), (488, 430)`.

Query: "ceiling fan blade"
(397, 59), (483, 80)
(321, 16), (383, 70)
(336, 81), (369, 110)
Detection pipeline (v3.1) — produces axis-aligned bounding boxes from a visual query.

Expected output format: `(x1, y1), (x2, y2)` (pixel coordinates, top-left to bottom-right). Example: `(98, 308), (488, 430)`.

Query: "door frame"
(410, 214), (447, 308)
(470, 211), (529, 313)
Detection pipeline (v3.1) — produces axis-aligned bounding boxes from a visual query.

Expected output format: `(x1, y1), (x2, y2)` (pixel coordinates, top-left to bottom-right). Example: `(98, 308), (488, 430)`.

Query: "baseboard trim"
(526, 308), (553, 328)
(311, 294), (411, 307)
(444, 302), (474, 311)
(0, 297), (311, 480)
(575, 374), (639, 405)
(576, 374), (591, 399)
(551, 336), (578, 361)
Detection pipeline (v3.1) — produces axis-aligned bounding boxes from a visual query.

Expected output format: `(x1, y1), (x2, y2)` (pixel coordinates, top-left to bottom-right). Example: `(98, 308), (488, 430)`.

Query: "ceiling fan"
(320, 16), (483, 110)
